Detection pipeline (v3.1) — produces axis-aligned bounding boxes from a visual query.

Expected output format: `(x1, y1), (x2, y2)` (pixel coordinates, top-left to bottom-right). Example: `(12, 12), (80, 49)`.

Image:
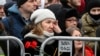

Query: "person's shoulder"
(56, 30), (71, 36)
(2, 17), (9, 24)
(85, 46), (94, 56)
(23, 36), (38, 43)
(81, 13), (89, 18)
(1, 16), (15, 28)
(2, 15), (13, 22)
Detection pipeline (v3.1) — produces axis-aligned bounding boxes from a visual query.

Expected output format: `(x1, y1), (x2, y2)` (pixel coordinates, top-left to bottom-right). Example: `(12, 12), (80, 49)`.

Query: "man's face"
(90, 7), (100, 15)
(70, 0), (81, 7)
(0, 5), (5, 18)
(20, 0), (38, 13)
(65, 17), (78, 28)
(36, 0), (41, 8)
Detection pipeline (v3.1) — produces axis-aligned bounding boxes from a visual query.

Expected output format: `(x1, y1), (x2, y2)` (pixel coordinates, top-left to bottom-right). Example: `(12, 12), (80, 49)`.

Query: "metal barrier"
(0, 36), (25, 56)
(40, 36), (100, 56)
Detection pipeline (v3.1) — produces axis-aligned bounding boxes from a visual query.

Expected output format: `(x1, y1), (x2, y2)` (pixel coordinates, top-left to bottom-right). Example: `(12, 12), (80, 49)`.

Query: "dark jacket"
(23, 32), (72, 56)
(1, 4), (29, 56)
(2, 4), (29, 40)
(0, 21), (7, 56)
(0, 23), (21, 56)
(81, 13), (100, 56)
(81, 13), (99, 37)
(23, 32), (57, 56)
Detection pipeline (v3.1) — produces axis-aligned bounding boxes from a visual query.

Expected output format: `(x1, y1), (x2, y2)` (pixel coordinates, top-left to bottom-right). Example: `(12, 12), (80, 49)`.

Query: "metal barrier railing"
(0, 36), (25, 56)
(40, 36), (100, 56)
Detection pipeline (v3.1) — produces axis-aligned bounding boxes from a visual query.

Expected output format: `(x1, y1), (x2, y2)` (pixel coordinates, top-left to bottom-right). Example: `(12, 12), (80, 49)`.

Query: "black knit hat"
(64, 9), (79, 19)
(16, 0), (27, 8)
(86, 0), (100, 12)
(60, 0), (68, 7)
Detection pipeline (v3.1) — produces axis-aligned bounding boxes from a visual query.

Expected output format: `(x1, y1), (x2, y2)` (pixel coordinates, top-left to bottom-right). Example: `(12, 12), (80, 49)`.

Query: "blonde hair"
(23, 21), (44, 36)
(32, 22), (44, 36)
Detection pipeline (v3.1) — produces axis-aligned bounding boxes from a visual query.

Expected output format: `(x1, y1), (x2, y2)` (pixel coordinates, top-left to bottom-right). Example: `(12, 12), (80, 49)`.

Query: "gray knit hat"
(30, 9), (56, 24)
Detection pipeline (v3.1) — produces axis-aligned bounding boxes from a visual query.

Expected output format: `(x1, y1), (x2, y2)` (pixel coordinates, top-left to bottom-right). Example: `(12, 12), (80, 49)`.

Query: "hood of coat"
(8, 4), (21, 15)
(24, 31), (54, 44)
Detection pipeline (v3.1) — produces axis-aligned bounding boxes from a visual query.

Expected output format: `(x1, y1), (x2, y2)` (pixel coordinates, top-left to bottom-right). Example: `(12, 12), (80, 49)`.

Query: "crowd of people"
(0, 0), (100, 56)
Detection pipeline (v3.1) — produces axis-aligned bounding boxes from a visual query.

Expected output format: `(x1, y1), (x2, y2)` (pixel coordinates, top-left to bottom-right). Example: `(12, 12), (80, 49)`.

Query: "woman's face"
(44, 0), (50, 7)
(72, 30), (81, 37)
(41, 18), (56, 33)
(70, 0), (81, 7)
(72, 30), (83, 49)
(74, 40), (83, 50)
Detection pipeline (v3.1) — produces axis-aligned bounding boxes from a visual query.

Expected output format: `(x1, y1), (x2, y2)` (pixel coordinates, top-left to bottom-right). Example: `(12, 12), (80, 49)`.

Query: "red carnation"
(25, 41), (31, 48)
(31, 41), (37, 49)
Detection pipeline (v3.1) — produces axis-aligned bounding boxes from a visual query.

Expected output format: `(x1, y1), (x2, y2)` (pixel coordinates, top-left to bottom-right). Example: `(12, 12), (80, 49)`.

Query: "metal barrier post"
(0, 36), (25, 56)
(40, 36), (100, 56)
(95, 41), (97, 56)
(82, 41), (85, 56)
(7, 40), (9, 56)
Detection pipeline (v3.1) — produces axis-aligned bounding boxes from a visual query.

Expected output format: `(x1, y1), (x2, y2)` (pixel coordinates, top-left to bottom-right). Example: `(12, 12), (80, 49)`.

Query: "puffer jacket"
(81, 13), (99, 37)
(81, 13), (100, 52)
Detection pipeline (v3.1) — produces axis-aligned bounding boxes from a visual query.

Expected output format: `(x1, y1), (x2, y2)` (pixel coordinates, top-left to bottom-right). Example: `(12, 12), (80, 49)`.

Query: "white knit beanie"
(0, 0), (6, 5)
(30, 9), (56, 24)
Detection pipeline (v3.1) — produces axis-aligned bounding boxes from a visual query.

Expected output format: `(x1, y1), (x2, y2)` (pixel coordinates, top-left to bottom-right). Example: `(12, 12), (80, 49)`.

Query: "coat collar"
(24, 32), (54, 44)
(82, 13), (94, 25)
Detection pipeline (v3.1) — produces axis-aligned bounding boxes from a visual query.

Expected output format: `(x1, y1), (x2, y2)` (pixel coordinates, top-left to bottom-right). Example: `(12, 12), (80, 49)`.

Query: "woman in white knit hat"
(22, 9), (62, 56)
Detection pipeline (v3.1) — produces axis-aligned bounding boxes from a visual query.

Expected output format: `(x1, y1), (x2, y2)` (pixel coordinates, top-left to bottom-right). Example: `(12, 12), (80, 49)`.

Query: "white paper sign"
(59, 40), (72, 52)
